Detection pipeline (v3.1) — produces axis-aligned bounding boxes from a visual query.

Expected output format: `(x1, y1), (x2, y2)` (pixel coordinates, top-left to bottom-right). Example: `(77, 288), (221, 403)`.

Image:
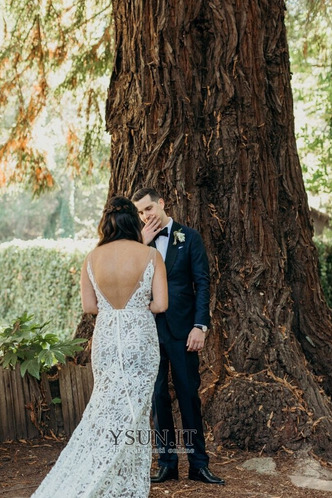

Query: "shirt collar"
(164, 218), (173, 234)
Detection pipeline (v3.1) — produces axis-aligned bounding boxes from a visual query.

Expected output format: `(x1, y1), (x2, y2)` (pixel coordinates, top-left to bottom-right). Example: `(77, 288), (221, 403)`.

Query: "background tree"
(287, 0), (332, 207)
(0, 0), (112, 193)
(1, 0), (331, 239)
(103, 0), (332, 458)
(0, 0), (114, 242)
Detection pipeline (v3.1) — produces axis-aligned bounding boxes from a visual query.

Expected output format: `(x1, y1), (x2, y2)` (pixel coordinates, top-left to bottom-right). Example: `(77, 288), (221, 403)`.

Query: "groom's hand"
(186, 327), (206, 352)
(142, 215), (161, 244)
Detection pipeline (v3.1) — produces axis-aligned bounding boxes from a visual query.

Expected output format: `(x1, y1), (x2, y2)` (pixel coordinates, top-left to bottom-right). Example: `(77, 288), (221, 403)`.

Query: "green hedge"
(1, 238), (330, 339)
(315, 238), (332, 309)
(0, 239), (96, 339)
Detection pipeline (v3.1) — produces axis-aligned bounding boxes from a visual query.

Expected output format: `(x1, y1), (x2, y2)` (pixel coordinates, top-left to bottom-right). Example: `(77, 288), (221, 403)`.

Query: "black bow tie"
(154, 227), (168, 240)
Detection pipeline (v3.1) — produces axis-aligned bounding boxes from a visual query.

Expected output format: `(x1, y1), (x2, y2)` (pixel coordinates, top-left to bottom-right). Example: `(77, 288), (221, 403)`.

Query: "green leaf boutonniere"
(173, 228), (185, 245)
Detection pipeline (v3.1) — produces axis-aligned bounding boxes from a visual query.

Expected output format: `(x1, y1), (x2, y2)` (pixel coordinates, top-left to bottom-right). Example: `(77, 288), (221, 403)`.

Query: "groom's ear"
(158, 198), (165, 210)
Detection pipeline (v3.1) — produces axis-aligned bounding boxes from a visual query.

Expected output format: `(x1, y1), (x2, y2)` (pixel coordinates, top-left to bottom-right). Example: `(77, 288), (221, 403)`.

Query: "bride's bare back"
(89, 241), (154, 309)
(81, 240), (167, 315)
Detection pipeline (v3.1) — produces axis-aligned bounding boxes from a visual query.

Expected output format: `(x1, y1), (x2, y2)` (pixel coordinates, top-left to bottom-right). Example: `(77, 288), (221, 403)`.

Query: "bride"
(31, 196), (168, 498)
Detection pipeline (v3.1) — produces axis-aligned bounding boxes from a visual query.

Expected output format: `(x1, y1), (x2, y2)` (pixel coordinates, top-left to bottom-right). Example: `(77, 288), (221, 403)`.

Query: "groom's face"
(134, 194), (167, 226)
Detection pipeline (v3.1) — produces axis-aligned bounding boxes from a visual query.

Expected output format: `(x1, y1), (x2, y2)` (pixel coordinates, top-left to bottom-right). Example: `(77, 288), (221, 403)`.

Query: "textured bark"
(74, 313), (96, 365)
(103, 0), (332, 458)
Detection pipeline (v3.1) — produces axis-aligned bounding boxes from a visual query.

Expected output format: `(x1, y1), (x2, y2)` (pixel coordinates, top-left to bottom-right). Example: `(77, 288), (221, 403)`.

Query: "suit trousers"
(152, 337), (209, 469)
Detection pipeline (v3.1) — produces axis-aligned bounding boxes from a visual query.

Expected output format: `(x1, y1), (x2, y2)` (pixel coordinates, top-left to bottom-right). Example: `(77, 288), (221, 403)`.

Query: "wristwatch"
(194, 324), (208, 333)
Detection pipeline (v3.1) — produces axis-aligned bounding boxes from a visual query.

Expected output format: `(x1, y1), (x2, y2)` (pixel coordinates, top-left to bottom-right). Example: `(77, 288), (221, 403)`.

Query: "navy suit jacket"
(154, 221), (210, 341)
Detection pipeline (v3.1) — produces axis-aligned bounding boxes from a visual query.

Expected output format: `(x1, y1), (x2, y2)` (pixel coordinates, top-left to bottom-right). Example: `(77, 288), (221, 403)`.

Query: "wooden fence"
(0, 363), (93, 442)
(59, 362), (93, 435)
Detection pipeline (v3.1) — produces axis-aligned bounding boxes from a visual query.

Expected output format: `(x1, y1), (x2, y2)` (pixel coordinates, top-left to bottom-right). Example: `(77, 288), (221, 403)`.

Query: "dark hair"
(132, 187), (161, 203)
(97, 196), (143, 246)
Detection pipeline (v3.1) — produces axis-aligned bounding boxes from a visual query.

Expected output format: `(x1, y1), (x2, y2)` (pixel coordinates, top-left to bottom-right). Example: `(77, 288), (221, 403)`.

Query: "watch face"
(202, 326), (208, 333)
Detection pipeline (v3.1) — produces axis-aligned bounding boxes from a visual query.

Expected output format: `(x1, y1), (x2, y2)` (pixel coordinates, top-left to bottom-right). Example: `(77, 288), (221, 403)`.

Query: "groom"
(132, 188), (224, 485)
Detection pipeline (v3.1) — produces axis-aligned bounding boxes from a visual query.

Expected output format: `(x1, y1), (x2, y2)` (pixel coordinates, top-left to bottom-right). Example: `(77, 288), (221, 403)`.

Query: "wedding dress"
(31, 249), (160, 498)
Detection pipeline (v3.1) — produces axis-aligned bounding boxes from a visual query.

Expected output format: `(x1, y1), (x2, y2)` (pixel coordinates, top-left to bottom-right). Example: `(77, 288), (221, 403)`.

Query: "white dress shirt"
(155, 218), (173, 261)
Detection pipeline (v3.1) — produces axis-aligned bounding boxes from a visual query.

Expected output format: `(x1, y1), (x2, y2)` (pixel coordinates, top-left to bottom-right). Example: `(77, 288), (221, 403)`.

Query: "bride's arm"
(80, 256), (98, 314)
(149, 251), (168, 314)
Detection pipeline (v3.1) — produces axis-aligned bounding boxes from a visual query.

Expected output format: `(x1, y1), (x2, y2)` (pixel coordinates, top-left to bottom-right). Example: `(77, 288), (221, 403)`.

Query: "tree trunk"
(103, 0), (332, 458)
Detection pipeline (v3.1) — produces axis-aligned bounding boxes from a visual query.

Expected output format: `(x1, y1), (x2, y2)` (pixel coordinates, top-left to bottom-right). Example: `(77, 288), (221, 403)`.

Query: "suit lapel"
(165, 221), (182, 274)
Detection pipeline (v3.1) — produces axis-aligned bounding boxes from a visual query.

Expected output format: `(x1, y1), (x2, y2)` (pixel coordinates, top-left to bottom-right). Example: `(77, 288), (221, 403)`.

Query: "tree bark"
(103, 0), (332, 458)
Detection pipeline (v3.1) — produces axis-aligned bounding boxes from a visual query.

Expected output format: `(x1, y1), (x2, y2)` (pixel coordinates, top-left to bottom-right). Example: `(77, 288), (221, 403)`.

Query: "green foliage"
(0, 239), (95, 339)
(0, 0), (113, 193)
(0, 312), (87, 379)
(315, 237), (332, 308)
(52, 397), (62, 404)
(286, 0), (332, 201)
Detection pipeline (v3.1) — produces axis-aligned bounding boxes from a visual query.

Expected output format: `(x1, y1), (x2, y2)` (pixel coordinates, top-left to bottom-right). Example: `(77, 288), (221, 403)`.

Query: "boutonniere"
(173, 228), (185, 245)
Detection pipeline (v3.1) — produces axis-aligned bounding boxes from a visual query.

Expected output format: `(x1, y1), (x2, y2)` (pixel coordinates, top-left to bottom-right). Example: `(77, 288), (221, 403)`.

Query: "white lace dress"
(31, 256), (160, 498)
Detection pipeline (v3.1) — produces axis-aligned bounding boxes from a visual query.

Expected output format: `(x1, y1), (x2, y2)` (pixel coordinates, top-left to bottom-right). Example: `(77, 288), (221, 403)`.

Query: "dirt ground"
(1, 438), (332, 498)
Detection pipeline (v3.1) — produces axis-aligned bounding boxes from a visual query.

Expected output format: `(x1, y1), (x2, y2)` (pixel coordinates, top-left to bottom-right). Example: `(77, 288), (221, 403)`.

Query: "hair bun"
(104, 204), (130, 215)
(103, 197), (136, 216)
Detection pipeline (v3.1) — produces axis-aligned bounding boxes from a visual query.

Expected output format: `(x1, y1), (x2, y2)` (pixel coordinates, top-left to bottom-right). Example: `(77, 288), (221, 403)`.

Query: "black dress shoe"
(151, 466), (179, 483)
(189, 466), (225, 485)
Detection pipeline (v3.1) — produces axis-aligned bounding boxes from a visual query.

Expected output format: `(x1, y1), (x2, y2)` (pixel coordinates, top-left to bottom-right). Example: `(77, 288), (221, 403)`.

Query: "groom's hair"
(132, 187), (161, 203)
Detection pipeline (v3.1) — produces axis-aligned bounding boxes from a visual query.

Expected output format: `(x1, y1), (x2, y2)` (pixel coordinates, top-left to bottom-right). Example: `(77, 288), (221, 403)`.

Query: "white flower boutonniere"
(173, 228), (185, 245)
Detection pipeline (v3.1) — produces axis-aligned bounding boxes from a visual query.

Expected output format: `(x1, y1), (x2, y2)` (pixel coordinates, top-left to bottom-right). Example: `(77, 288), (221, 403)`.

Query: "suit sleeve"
(189, 230), (211, 327)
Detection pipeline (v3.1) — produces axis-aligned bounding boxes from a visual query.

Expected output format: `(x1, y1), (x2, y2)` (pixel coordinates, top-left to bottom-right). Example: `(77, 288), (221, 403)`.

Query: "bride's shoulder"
(134, 243), (157, 262)
(83, 249), (95, 263)
(129, 241), (153, 253)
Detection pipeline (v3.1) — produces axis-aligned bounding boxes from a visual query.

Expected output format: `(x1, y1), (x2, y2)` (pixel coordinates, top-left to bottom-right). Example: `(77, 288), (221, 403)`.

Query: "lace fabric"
(31, 255), (160, 498)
